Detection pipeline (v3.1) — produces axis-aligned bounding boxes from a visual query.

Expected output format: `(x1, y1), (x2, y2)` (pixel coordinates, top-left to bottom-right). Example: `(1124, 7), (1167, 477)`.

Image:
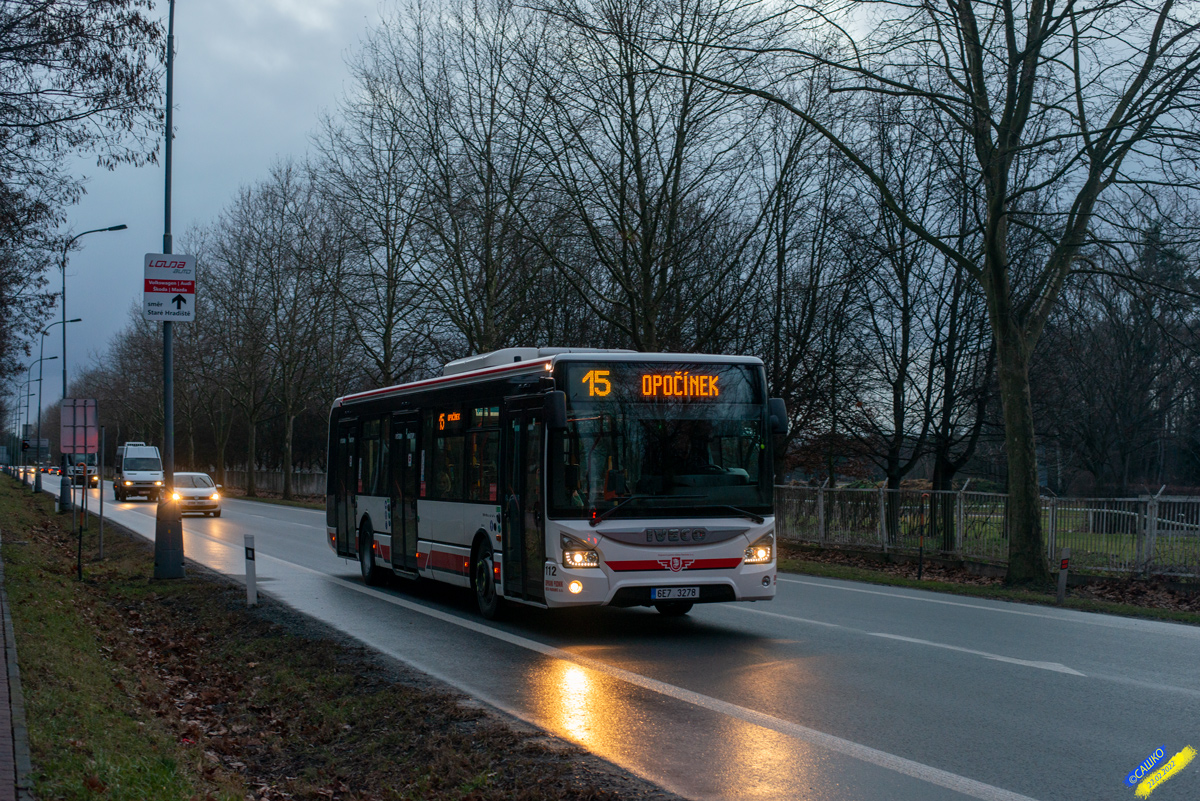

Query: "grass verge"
(0, 477), (674, 800)
(779, 547), (1200, 626)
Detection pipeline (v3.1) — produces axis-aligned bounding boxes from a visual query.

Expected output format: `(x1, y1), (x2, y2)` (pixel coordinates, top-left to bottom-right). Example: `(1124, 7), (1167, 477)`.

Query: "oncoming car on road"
(171, 472), (222, 517)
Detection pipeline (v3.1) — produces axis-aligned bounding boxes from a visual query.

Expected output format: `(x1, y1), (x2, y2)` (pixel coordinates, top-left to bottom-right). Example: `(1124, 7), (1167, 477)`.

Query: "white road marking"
(778, 576), (1200, 636)
(866, 633), (1086, 676)
(726, 605), (1085, 675)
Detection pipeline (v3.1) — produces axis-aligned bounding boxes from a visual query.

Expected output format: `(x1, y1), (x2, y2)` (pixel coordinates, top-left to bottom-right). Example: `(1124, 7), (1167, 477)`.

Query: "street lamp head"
(107, 224), (128, 231)
(43, 318), (81, 336)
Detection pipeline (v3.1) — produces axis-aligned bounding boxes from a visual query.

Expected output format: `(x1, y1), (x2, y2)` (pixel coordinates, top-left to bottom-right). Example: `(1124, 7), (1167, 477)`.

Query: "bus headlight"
(564, 550), (599, 568)
(561, 533), (600, 568)
(744, 534), (774, 564)
(154, 480), (163, 486)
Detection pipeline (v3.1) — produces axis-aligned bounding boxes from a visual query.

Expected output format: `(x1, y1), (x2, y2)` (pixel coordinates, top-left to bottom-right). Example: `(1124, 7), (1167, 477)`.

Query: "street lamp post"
(154, 0), (184, 579)
(11, 389), (33, 478)
(36, 321), (78, 491)
(16, 379), (36, 483)
(59, 226), (125, 510)
(27, 352), (57, 491)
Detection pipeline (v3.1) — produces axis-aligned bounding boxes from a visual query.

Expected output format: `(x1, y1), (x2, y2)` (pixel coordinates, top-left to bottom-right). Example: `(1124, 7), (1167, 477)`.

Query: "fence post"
(1047, 498), (1057, 566)
(1145, 497), (1159, 578)
(817, 485), (826, 545)
(955, 490), (964, 557)
(878, 486), (887, 552)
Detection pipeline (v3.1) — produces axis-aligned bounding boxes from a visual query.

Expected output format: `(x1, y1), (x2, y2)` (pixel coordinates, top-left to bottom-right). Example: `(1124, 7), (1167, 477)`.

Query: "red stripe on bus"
(339, 359), (551, 405)
(606, 558), (743, 572)
(429, 550), (470, 575)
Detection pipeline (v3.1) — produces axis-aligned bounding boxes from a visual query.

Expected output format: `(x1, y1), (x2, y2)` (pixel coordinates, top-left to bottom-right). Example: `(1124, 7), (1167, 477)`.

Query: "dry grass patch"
(0, 478), (675, 800)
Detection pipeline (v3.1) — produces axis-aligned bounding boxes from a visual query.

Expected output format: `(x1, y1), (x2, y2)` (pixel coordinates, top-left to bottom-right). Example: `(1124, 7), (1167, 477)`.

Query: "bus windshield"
(549, 362), (770, 520)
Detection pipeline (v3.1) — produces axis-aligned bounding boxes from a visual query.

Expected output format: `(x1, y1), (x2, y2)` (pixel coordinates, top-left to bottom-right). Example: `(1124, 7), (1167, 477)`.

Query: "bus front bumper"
(540, 560), (776, 608)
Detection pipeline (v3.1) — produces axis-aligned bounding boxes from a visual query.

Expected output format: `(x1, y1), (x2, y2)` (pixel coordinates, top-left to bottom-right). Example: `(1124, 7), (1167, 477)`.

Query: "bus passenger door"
(501, 399), (546, 603)
(390, 413), (420, 571)
(335, 420), (358, 557)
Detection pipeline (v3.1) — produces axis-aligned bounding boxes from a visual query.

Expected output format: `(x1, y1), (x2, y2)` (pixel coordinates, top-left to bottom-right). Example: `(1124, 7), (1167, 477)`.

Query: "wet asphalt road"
(38, 476), (1200, 800)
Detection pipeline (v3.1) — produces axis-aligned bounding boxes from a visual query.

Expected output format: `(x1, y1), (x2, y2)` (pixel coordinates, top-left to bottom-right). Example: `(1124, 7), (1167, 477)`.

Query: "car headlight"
(210, 493), (219, 501)
(561, 533), (600, 568)
(154, 480), (163, 486)
(171, 492), (181, 501)
(124, 480), (132, 486)
(744, 533), (774, 564)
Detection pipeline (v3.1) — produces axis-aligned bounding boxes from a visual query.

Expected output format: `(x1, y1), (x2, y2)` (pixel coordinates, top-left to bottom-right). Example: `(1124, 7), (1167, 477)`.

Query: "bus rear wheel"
(654, 602), (693, 617)
(473, 543), (502, 620)
(359, 521), (383, 586)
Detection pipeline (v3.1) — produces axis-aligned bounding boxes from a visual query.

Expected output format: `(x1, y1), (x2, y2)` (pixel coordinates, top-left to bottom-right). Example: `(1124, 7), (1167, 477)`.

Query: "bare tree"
(653, 0), (1200, 583)
(0, 0), (162, 376)
(313, 27), (434, 386)
(534, 0), (779, 352)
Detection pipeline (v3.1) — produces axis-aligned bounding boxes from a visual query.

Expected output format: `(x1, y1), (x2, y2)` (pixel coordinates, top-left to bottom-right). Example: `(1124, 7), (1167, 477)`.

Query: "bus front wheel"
(473, 543), (502, 620)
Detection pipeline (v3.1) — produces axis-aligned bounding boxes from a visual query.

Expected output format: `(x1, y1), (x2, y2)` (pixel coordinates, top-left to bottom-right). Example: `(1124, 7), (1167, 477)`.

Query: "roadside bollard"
(1056, 547), (1070, 605)
(245, 534), (257, 607)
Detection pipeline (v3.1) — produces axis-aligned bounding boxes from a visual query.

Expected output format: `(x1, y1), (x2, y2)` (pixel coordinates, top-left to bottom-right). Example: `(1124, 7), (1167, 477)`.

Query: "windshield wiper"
(711, 505), (765, 524)
(590, 494), (653, 526)
(589, 493), (706, 526)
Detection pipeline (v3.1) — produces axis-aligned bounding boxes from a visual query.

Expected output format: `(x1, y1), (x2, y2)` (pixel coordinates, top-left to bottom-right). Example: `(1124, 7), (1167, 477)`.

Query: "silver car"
(171, 472), (222, 517)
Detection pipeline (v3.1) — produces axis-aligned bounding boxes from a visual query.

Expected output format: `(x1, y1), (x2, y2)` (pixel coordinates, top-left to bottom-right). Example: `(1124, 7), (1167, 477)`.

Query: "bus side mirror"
(769, 398), (788, 436)
(545, 391), (568, 429)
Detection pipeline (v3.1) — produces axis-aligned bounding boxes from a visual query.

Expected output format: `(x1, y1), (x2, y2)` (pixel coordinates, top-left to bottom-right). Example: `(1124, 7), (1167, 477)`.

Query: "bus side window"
(466, 428), (499, 502)
(360, 418), (388, 496)
(427, 408), (465, 501)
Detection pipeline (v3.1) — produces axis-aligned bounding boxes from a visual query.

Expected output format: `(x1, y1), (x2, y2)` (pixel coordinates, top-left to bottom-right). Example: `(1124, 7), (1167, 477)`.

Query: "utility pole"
(154, 0), (184, 579)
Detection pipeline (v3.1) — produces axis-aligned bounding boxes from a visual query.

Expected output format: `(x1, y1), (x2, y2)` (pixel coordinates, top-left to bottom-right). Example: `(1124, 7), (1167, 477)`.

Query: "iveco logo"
(658, 555), (696, 572)
(645, 527), (708, 543)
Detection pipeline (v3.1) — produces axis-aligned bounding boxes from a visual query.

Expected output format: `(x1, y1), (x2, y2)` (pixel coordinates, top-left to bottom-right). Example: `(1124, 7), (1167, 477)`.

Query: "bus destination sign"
(565, 363), (758, 404)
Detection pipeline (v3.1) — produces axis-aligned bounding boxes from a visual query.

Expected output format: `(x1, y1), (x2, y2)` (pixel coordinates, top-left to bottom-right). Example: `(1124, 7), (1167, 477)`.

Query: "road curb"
(0, 529), (35, 801)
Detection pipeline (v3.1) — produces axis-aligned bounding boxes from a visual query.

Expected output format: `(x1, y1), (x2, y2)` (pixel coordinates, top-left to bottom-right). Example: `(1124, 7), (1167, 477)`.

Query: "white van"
(115, 442), (164, 501)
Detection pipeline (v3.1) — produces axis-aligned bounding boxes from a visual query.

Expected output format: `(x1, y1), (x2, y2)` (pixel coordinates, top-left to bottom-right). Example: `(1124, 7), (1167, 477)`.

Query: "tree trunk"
(931, 454), (955, 550)
(282, 409), (295, 500)
(216, 435), (228, 487)
(995, 334), (1049, 585)
(246, 421), (258, 497)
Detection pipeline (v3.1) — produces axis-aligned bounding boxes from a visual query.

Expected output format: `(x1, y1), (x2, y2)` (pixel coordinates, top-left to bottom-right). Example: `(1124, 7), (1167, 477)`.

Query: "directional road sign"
(143, 253), (196, 322)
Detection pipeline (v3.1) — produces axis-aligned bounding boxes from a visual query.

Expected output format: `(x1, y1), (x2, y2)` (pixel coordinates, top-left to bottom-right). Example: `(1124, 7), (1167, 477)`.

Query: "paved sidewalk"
(0, 525), (34, 801)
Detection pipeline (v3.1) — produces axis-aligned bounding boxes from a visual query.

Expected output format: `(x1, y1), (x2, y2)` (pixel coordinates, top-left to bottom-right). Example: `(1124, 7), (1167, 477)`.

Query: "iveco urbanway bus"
(326, 348), (787, 618)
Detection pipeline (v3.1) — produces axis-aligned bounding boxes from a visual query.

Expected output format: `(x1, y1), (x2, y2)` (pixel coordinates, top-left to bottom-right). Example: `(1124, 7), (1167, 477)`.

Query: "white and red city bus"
(326, 348), (787, 618)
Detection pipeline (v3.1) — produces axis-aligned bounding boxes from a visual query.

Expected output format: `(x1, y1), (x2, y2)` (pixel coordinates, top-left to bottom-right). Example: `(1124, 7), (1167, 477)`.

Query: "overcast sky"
(53, 0), (380, 406)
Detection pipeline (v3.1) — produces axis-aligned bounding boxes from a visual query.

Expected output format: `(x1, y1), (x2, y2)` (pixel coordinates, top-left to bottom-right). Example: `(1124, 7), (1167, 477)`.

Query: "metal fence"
(221, 469), (326, 497)
(776, 485), (1200, 578)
